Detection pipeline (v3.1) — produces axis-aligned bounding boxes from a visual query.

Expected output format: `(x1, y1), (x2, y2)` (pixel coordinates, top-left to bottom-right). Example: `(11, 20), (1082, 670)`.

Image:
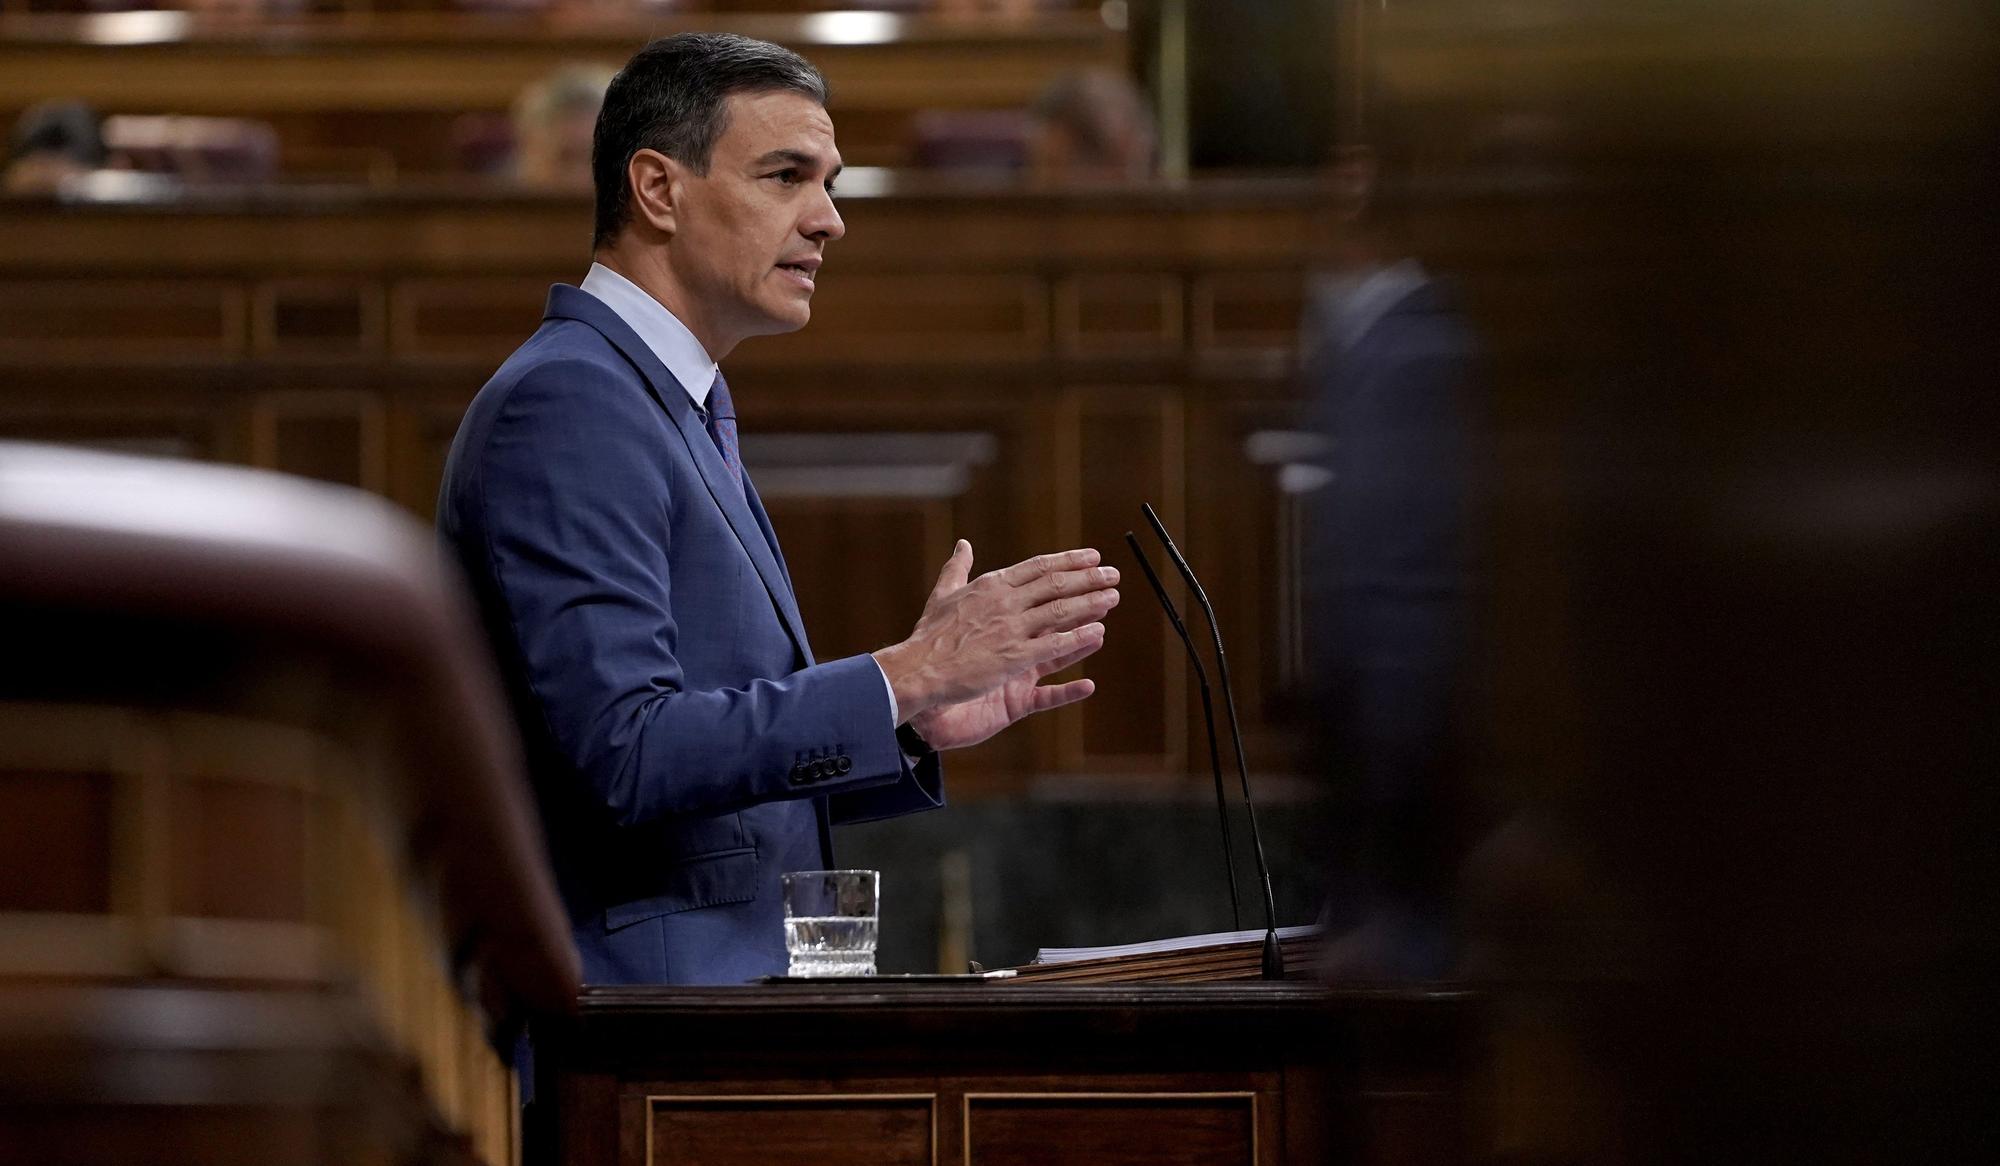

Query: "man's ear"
(626, 148), (682, 237)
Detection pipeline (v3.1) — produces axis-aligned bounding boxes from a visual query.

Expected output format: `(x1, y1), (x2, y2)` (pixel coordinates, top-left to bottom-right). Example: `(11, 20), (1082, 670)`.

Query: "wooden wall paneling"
(391, 276), (557, 362)
(252, 278), (386, 357)
(740, 374), (1046, 784)
(0, 278), (245, 361)
(1210, 412), (1322, 771)
(761, 495), (946, 707)
(0, 403), (219, 462)
(1052, 387), (1187, 774)
(747, 274), (1047, 365)
(1243, 427), (1329, 692)
(1191, 272), (1305, 378)
(249, 388), (388, 490)
(0, 368), (231, 463)
(392, 388), (485, 520)
(1055, 274), (1183, 359)
(753, 436), (984, 660)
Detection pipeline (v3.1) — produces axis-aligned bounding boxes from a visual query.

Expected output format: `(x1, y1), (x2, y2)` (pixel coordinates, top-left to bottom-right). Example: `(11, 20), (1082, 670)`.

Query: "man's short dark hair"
(591, 33), (828, 249)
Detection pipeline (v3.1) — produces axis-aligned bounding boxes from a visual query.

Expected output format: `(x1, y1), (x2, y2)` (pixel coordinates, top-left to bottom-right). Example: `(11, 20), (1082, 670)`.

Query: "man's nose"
(802, 187), (845, 242)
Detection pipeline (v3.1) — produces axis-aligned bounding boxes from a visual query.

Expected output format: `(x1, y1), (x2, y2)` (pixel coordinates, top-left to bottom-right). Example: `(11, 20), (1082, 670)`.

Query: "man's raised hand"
(872, 540), (1117, 730)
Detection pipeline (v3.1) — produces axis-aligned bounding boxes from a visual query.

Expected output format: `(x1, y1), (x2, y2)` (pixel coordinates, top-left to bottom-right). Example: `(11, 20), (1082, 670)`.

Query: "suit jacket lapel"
(544, 285), (815, 660)
(741, 473), (815, 666)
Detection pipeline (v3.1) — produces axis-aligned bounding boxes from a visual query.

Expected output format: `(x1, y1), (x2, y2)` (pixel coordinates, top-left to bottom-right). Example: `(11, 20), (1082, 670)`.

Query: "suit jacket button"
(813, 758), (834, 781)
(835, 756), (852, 776)
(788, 764), (808, 786)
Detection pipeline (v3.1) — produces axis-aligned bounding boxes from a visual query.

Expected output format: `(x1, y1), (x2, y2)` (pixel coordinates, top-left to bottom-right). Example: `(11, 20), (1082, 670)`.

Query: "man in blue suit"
(438, 34), (1120, 984)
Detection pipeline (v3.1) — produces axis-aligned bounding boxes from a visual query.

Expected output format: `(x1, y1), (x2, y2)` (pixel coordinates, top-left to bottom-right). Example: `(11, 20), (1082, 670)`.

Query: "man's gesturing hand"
(872, 540), (1117, 734)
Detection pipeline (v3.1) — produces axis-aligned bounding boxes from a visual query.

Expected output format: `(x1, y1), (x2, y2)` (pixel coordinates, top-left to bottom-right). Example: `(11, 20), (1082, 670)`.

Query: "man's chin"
(749, 305), (812, 337)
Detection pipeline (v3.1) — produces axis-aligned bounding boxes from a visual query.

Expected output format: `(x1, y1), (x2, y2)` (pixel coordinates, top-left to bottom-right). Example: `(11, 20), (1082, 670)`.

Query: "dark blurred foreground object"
(0, 442), (579, 1166)
(3, 101), (105, 195)
(1356, 0), (1999, 1161)
(1304, 138), (1485, 983)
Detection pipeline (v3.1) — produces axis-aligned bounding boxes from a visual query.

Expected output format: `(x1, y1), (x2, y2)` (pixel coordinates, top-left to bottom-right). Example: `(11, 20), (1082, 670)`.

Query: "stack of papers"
(1009, 925), (1322, 983)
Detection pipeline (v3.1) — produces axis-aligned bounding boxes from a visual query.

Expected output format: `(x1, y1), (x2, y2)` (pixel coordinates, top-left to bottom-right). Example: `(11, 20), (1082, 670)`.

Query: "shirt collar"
(1307, 259), (1431, 355)
(578, 261), (717, 408)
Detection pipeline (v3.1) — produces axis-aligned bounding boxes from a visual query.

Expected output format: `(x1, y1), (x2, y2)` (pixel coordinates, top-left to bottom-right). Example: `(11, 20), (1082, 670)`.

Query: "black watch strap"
(896, 722), (936, 758)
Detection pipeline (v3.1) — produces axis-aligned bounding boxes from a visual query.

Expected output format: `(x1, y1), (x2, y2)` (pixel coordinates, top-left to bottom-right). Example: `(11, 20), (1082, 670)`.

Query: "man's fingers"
(1020, 564), (1120, 607)
(1025, 585), (1120, 635)
(995, 547), (1100, 588)
(929, 539), (973, 602)
(1028, 622), (1106, 670)
(1027, 677), (1096, 715)
(1034, 635), (1106, 679)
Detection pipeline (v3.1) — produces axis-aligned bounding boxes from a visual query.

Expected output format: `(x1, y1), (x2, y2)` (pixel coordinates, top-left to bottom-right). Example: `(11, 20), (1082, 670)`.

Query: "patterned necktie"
(704, 369), (743, 490)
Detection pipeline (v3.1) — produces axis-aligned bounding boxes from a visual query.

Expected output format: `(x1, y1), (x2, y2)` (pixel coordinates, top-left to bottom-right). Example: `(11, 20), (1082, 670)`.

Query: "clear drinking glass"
(782, 869), (879, 977)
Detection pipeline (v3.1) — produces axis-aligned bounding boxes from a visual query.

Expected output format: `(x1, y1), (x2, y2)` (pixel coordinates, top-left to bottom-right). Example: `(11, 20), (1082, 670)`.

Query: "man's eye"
(771, 169), (800, 185)
(824, 181), (838, 197)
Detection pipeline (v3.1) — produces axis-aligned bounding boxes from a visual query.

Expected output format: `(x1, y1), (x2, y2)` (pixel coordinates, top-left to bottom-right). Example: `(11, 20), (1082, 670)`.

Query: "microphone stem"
(1193, 676), (1241, 931)
(1211, 636), (1283, 976)
(1139, 504), (1285, 979)
(1125, 531), (1242, 931)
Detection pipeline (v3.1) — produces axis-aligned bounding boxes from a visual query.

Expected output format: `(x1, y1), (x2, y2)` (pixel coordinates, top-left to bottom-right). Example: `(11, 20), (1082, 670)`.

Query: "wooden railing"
(0, 441), (581, 1165)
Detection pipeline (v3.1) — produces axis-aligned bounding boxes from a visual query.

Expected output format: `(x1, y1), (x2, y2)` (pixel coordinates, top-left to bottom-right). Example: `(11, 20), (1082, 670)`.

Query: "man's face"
(670, 90), (844, 347)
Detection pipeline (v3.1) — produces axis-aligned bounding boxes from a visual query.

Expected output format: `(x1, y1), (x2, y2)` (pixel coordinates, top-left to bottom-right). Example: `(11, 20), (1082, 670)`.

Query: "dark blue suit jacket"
(438, 285), (943, 985)
(1304, 276), (1480, 945)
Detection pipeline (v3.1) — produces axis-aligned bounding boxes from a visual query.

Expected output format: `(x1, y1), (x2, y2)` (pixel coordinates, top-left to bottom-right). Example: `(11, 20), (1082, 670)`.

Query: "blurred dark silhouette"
(1350, 1), (2000, 1161)
(1303, 126), (1485, 982)
(1026, 68), (1157, 182)
(3, 102), (105, 195)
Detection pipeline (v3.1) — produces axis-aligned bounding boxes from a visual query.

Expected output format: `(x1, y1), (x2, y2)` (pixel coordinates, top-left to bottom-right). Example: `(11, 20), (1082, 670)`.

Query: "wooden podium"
(531, 983), (1474, 1166)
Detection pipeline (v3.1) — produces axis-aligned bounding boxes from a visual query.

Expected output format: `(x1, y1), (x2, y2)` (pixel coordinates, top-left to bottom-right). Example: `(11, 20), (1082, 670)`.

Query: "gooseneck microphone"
(1140, 503), (1284, 980)
(1125, 530), (1242, 931)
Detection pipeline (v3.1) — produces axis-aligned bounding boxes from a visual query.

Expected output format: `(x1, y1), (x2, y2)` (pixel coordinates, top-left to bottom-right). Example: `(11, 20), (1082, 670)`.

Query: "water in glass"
(782, 869), (879, 977)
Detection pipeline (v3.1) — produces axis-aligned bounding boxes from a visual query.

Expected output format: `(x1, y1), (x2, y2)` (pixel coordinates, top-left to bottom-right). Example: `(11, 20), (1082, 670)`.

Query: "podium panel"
(535, 984), (1473, 1166)
(649, 1095), (936, 1166)
(965, 1093), (1256, 1166)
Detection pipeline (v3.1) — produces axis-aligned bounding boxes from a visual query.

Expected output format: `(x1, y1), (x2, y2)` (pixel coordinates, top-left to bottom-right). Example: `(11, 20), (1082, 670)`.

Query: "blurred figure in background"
(1354, 1), (1999, 1160)
(3, 102), (105, 195)
(1026, 68), (1157, 183)
(1303, 124), (1485, 982)
(512, 64), (615, 189)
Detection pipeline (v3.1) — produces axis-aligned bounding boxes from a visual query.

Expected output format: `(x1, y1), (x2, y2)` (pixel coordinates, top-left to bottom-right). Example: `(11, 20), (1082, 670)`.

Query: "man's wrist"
(870, 641), (932, 724)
